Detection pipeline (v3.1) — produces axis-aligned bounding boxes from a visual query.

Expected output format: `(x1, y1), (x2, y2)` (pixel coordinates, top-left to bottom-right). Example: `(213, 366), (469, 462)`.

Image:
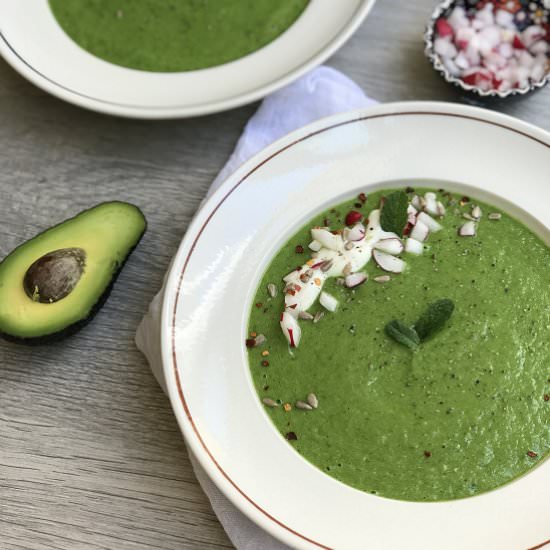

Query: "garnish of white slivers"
(280, 192), (449, 348)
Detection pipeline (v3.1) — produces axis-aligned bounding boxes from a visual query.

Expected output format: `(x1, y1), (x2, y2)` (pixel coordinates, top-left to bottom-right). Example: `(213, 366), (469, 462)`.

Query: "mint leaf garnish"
(384, 299), (455, 350)
(385, 320), (420, 350)
(414, 299), (455, 341)
(380, 190), (409, 235)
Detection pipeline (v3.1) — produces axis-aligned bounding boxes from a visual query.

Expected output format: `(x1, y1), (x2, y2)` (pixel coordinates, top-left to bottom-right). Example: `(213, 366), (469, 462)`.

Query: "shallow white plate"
(0, 0), (375, 118)
(161, 102), (550, 549)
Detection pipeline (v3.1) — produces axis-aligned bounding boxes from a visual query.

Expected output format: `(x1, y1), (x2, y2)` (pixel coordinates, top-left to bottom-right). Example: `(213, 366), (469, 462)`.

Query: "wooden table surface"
(1, 1), (549, 549)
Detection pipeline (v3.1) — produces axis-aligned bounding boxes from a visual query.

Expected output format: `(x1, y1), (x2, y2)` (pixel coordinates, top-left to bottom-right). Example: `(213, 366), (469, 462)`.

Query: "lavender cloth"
(135, 66), (377, 549)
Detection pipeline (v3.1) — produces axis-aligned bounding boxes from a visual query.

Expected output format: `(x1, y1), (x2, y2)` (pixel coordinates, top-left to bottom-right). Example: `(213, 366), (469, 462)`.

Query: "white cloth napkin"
(135, 66), (377, 549)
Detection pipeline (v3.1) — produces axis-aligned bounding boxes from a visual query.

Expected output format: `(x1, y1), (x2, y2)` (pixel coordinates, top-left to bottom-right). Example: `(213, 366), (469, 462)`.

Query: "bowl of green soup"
(0, 0), (376, 118)
(160, 102), (550, 549)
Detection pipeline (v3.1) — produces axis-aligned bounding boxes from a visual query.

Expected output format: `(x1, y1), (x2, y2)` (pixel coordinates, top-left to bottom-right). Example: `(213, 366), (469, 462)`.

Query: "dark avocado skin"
(0, 202), (147, 345)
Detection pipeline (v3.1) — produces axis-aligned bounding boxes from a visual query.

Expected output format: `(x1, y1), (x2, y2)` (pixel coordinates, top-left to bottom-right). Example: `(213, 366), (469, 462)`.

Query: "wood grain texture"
(0, 1), (548, 548)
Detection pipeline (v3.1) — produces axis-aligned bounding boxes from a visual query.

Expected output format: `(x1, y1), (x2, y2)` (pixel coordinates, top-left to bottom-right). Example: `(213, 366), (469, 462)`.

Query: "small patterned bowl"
(425, 0), (550, 99)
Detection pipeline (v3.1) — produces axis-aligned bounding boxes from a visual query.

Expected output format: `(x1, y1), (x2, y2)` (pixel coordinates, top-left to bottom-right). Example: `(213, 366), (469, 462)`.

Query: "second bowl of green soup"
(0, 0), (376, 117)
(49, 0), (310, 72)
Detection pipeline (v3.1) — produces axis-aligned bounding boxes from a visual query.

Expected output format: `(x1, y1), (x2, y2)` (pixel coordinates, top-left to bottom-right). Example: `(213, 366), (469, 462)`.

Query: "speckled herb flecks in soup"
(247, 187), (550, 502)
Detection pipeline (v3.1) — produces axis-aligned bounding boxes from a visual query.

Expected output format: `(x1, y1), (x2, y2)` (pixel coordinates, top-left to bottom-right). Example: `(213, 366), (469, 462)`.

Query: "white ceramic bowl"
(0, 0), (375, 118)
(161, 102), (550, 549)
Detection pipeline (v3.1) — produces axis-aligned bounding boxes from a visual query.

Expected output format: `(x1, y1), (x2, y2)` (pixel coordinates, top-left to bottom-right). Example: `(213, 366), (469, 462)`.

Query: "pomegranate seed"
(358, 192), (367, 203)
(295, 244), (304, 253)
(345, 210), (363, 226)
(527, 450), (538, 458)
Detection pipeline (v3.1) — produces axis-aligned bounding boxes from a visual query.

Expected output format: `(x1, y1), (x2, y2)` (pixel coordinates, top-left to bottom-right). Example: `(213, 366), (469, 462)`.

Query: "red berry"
(435, 18), (453, 38)
(345, 210), (363, 226)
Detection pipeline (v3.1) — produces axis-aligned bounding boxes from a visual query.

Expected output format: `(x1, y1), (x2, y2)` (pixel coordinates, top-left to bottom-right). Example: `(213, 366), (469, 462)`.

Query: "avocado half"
(0, 201), (146, 344)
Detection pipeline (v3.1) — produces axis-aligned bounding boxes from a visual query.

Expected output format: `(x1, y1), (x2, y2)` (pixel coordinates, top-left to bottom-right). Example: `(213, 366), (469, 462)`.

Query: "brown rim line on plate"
(166, 104), (549, 549)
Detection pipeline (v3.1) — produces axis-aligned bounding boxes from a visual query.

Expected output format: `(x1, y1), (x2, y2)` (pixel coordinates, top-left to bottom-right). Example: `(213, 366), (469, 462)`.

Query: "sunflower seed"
(267, 283), (278, 298)
(307, 393), (319, 409)
(462, 212), (476, 221)
(254, 333), (266, 346)
(298, 311), (314, 321)
(262, 398), (278, 408)
(488, 212), (502, 220)
(295, 400), (313, 411)
(320, 259), (333, 272)
(374, 275), (391, 283)
(471, 205), (482, 220)
(335, 277), (346, 286)
(344, 241), (355, 251)
(343, 262), (352, 276)
(313, 311), (324, 323)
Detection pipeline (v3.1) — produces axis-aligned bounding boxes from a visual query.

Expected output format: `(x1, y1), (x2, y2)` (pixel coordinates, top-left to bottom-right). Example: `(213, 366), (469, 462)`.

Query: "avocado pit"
(23, 248), (86, 303)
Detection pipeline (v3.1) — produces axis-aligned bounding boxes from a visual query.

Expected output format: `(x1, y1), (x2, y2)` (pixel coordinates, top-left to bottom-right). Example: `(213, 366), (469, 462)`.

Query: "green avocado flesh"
(0, 202), (146, 341)
(49, 0), (309, 73)
(247, 188), (550, 502)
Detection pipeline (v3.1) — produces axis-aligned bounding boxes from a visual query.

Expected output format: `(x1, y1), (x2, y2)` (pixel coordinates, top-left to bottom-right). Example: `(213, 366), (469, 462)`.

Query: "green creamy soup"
(247, 188), (550, 502)
(49, 0), (309, 72)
